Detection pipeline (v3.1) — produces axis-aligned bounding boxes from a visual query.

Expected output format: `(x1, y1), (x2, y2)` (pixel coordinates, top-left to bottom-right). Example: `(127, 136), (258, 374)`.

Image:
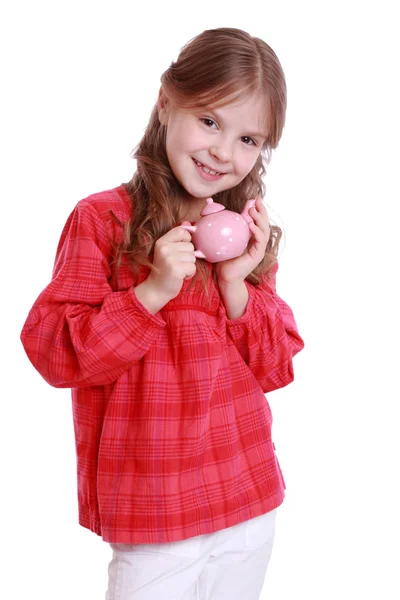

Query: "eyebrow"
(208, 108), (268, 139)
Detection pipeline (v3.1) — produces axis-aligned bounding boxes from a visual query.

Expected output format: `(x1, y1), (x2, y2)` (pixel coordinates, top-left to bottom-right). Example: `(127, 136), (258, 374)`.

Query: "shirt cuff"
(128, 286), (166, 328)
(225, 281), (255, 328)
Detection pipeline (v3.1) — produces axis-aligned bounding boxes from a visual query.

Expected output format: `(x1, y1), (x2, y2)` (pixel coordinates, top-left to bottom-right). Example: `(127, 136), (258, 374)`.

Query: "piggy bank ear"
(181, 221), (192, 226)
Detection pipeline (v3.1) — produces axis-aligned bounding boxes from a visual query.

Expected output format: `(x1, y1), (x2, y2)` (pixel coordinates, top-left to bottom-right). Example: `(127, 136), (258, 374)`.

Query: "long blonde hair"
(114, 27), (286, 301)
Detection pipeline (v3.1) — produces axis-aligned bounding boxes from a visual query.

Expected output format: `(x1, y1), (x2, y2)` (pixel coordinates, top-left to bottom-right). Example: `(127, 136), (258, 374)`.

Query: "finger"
(249, 221), (268, 250)
(248, 221), (261, 244)
(256, 198), (269, 220)
(247, 224), (262, 258)
(179, 253), (197, 262)
(253, 199), (268, 217)
(171, 226), (192, 242)
(256, 196), (267, 211)
(176, 242), (196, 253)
(250, 208), (268, 235)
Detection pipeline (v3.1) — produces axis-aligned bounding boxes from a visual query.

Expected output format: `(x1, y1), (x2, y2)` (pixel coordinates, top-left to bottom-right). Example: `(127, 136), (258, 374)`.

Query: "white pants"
(105, 509), (277, 600)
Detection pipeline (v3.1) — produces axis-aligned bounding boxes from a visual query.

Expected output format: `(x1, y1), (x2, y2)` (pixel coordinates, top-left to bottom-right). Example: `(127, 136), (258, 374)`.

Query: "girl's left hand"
(215, 197), (270, 284)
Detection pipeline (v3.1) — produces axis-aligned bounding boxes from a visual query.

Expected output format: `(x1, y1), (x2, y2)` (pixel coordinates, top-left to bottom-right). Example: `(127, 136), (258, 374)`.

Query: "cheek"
(165, 132), (184, 169)
(237, 151), (259, 175)
(184, 128), (206, 151)
(169, 125), (203, 156)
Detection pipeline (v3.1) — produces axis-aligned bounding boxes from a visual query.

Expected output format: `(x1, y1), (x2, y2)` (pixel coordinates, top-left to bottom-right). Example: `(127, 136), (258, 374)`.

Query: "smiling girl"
(21, 27), (304, 600)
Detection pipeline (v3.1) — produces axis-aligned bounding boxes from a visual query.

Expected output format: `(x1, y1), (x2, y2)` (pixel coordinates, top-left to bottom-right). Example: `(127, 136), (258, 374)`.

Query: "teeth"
(195, 159), (221, 176)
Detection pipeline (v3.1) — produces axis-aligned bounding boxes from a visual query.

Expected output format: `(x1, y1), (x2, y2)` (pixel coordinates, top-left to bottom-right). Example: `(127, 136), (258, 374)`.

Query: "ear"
(158, 86), (170, 126)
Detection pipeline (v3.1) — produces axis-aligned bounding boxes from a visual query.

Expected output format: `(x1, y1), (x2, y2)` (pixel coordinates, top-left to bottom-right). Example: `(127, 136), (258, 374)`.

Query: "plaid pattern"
(20, 186), (304, 544)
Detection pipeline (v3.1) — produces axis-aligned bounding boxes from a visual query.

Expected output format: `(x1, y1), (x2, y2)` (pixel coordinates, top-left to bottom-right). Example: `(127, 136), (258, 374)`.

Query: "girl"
(21, 27), (304, 600)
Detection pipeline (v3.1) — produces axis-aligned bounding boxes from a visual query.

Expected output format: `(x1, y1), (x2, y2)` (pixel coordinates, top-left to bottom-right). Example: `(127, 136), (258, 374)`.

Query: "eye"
(200, 118), (217, 129)
(200, 118), (257, 146)
(241, 136), (257, 146)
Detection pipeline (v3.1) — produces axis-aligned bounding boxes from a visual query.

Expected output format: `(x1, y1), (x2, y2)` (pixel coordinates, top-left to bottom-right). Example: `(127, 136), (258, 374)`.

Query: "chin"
(181, 185), (210, 200)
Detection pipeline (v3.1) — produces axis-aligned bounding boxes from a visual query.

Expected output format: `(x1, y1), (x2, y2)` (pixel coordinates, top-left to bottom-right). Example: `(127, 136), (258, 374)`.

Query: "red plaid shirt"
(20, 185), (304, 544)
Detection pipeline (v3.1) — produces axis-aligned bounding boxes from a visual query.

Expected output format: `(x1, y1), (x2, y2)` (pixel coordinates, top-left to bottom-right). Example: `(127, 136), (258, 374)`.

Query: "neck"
(178, 199), (206, 223)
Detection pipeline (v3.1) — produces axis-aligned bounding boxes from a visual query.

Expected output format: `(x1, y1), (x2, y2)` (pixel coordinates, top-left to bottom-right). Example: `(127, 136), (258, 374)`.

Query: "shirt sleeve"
(225, 262), (304, 393)
(20, 200), (166, 389)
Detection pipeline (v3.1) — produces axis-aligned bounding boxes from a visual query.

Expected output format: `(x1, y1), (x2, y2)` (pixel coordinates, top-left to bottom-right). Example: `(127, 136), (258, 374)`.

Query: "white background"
(1, 1), (399, 598)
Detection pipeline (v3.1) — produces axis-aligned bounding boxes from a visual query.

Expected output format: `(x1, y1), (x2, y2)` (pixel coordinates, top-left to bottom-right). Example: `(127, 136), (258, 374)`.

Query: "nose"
(209, 138), (233, 164)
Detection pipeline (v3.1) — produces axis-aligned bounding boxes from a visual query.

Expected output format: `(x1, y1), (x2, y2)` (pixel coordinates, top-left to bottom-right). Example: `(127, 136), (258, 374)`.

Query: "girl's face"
(158, 90), (269, 212)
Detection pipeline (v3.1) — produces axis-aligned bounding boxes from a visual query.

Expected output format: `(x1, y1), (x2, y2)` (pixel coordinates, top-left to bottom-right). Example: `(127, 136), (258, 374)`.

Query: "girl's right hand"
(146, 224), (197, 300)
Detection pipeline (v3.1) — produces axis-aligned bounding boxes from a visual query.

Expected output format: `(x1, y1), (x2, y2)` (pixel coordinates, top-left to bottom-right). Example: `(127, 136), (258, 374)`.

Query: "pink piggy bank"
(181, 197), (257, 263)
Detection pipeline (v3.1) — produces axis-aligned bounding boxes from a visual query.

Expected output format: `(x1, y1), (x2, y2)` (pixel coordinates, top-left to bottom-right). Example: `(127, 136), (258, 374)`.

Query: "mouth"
(192, 158), (225, 176)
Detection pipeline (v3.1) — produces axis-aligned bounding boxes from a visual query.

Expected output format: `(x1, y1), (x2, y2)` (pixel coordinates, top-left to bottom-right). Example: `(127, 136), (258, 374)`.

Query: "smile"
(192, 158), (225, 176)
